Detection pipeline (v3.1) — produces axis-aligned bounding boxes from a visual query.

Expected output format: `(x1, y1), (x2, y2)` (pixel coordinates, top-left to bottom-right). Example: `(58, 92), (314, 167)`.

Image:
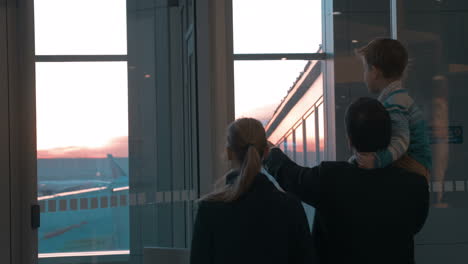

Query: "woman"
(190, 118), (314, 264)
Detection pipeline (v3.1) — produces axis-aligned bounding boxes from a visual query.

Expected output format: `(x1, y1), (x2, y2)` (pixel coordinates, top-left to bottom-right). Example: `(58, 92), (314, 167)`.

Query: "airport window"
(34, 0), (127, 55)
(35, 0), (130, 258)
(234, 60), (312, 124)
(233, 0), (322, 54)
(287, 133), (295, 160)
(279, 140), (285, 152)
(100, 196), (109, 209)
(318, 103), (325, 161)
(80, 198), (89, 210)
(70, 199), (78, 211)
(36, 0), (197, 260)
(295, 123), (305, 166)
(91, 197), (99, 209)
(59, 200), (67, 211)
(111, 195), (118, 207)
(233, 0), (326, 168)
(305, 110), (317, 167)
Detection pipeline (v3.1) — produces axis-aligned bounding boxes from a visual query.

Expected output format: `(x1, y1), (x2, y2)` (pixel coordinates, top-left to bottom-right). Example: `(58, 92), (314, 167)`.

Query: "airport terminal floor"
(1, 0), (468, 263)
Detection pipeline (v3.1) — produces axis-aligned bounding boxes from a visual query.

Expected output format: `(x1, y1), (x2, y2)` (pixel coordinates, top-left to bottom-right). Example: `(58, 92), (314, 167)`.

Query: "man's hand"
(356, 152), (376, 169)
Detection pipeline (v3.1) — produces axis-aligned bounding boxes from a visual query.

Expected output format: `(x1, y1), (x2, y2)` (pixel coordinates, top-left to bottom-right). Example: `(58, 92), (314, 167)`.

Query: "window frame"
(35, 55), (127, 62)
(33, 1), (130, 261)
(232, 0), (333, 161)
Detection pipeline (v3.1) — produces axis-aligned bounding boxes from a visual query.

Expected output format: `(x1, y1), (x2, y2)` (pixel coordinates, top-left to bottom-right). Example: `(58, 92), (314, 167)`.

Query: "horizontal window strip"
(36, 55), (128, 62)
(233, 53), (327, 61)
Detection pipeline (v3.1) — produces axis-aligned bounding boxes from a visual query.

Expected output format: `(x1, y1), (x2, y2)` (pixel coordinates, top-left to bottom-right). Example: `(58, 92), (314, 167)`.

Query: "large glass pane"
(36, 62), (128, 156)
(235, 60), (324, 155)
(318, 103), (325, 162)
(398, 3), (468, 262)
(305, 111), (317, 167)
(287, 133), (294, 160)
(36, 62), (129, 254)
(234, 60), (309, 124)
(34, 0), (127, 55)
(295, 124), (305, 166)
(400, 2), (468, 209)
(399, 5), (468, 263)
(233, 0), (322, 54)
(36, 1), (198, 262)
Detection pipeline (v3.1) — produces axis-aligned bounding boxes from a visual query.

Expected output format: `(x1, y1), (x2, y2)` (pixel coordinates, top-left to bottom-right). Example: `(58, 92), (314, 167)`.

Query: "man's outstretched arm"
(264, 148), (322, 207)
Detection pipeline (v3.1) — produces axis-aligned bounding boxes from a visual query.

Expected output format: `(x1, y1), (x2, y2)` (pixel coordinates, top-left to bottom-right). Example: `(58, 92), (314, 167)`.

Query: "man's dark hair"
(358, 38), (408, 79)
(345, 97), (391, 152)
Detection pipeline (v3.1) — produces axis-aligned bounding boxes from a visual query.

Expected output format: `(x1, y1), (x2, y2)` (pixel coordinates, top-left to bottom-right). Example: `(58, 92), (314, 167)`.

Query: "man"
(264, 97), (429, 264)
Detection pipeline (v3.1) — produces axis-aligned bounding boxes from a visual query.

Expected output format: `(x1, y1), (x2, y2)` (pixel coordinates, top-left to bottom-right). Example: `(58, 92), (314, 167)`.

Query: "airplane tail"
(107, 154), (127, 179)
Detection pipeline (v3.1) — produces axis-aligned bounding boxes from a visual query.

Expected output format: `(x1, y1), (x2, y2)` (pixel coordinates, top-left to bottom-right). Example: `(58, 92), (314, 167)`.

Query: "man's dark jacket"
(265, 148), (429, 264)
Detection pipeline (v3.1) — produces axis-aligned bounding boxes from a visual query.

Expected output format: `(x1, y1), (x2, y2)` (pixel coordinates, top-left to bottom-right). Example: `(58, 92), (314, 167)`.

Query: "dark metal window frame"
(35, 55), (127, 62)
(233, 52), (327, 61)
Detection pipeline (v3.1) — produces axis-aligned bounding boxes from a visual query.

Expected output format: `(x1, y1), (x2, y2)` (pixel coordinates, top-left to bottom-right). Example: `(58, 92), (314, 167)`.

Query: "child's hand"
(356, 152), (376, 169)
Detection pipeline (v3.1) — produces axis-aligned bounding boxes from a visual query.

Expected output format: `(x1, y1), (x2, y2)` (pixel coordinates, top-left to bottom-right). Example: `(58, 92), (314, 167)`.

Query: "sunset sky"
(35, 61), (128, 158)
(233, 0), (322, 121)
(35, 0), (322, 158)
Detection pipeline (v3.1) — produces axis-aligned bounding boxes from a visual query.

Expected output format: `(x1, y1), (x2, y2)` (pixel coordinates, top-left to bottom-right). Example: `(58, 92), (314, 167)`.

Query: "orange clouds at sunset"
(37, 136), (128, 159)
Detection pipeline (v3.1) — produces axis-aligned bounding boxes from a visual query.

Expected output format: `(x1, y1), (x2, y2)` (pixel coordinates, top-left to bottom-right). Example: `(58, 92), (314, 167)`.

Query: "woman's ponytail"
(231, 144), (262, 200)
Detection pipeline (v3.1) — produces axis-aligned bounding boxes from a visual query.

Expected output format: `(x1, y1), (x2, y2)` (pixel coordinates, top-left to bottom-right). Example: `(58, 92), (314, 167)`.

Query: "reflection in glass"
(287, 133), (294, 160)
(36, 62), (129, 254)
(35, 0), (197, 260)
(34, 0), (127, 55)
(283, 138), (289, 156)
(279, 140), (285, 152)
(234, 60), (309, 125)
(295, 124), (305, 166)
(318, 104), (325, 162)
(305, 111), (317, 167)
(233, 0), (322, 54)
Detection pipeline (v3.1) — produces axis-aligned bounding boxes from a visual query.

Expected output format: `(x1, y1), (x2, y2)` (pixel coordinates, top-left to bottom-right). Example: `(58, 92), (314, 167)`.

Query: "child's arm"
(357, 108), (410, 168)
(376, 107), (410, 167)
